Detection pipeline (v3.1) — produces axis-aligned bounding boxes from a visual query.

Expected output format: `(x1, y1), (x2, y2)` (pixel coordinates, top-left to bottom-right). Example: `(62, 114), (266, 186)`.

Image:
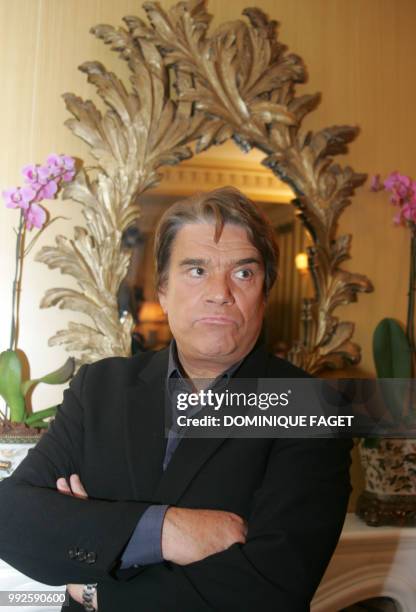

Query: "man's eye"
(190, 267), (205, 277)
(235, 269), (253, 280)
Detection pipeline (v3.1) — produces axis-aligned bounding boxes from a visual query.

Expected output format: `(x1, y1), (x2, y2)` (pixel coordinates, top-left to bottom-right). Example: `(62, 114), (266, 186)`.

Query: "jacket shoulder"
(76, 348), (166, 387)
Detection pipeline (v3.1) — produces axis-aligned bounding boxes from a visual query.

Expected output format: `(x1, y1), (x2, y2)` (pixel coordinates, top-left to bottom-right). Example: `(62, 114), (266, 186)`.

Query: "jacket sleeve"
(0, 365), (155, 586)
(97, 437), (353, 612)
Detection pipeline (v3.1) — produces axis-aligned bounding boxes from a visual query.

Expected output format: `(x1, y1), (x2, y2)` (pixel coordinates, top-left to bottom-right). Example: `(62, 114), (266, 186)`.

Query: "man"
(0, 187), (352, 611)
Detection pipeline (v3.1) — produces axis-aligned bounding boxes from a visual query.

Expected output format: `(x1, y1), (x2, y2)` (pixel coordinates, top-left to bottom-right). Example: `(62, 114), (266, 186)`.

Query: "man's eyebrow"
(232, 257), (262, 266)
(178, 257), (262, 267)
(178, 258), (209, 267)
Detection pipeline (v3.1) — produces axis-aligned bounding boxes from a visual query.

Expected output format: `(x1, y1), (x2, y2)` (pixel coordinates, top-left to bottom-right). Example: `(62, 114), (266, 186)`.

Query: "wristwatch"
(82, 583), (97, 611)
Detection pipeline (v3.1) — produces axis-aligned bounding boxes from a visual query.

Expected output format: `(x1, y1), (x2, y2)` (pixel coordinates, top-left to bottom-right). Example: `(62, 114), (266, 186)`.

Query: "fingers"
(235, 535), (246, 545)
(229, 513), (248, 543)
(234, 522), (247, 543)
(229, 513), (248, 532)
(56, 474), (88, 499)
(229, 512), (246, 525)
(70, 474), (88, 499)
(56, 477), (72, 496)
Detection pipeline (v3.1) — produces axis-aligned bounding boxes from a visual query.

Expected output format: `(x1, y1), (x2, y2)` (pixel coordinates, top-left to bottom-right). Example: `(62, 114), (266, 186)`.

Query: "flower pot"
(357, 438), (416, 526)
(0, 424), (42, 480)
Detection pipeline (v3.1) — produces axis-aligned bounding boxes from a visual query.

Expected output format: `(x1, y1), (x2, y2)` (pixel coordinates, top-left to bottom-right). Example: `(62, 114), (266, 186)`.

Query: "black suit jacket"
(0, 343), (352, 611)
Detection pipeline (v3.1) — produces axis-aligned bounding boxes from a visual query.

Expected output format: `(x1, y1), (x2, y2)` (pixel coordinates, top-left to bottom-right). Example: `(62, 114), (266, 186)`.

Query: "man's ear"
(158, 288), (167, 314)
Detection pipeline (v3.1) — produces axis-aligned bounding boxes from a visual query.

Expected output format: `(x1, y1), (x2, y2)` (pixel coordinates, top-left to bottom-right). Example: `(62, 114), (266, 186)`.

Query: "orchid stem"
(9, 212), (26, 351)
(23, 216), (69, 257)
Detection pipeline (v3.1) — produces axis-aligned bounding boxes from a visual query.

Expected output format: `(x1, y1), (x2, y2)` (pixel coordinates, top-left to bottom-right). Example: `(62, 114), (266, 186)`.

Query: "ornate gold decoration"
(36, 0), (373, 372)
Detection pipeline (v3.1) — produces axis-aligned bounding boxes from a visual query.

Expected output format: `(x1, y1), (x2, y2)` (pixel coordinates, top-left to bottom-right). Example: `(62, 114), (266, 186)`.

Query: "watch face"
(82, 584), (97, 611)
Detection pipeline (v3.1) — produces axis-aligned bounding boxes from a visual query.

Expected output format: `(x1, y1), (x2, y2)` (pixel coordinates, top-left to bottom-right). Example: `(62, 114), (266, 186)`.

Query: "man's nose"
(205, 274), (235, 305)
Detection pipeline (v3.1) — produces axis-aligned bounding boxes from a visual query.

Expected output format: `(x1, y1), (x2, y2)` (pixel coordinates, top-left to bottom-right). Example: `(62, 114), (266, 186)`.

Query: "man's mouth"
(197, 316), (237, 325)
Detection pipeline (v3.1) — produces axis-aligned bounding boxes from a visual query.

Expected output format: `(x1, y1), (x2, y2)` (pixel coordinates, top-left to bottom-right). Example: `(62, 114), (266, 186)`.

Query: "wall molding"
(154, 157), (294, 203)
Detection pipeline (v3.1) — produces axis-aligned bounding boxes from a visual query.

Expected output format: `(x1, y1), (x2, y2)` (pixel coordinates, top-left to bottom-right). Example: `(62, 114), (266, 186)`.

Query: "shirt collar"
(166, 339), (250, 427)
(167, 338), (244, 384)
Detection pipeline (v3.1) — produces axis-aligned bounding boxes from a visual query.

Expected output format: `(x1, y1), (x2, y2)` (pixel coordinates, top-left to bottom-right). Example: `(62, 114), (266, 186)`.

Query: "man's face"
(158, 222), (266, 367)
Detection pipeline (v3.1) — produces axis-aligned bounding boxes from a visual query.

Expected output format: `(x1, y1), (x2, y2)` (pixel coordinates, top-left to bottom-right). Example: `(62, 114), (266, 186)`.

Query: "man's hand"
(56, 474), (88, 499)
(161, 507), (248, 565)
(56, 475), (97, 610)
(57, 476), (248, 592)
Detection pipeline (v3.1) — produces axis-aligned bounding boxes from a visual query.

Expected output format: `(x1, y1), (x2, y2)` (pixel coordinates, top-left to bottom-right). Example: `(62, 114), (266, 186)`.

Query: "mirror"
(118, 141), (313, 356)
(36, 1), (373, 374)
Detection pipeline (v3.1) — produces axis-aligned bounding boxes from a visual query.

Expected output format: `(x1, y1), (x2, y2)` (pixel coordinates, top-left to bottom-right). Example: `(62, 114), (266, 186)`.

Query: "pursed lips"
(196, 316), (238, 326)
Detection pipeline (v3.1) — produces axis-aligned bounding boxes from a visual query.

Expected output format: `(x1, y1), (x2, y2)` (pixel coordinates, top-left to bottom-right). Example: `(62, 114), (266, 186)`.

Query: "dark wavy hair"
(153, 186), (279, 297)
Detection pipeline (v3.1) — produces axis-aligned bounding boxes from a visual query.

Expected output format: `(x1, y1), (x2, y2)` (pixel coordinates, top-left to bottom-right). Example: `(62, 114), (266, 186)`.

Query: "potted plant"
(0, 155), (76, 478)
(357, 172), (416, 525)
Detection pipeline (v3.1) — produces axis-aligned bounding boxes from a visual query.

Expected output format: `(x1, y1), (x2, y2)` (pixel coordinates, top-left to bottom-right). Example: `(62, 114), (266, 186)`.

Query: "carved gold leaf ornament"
(36, 0), (373, 373)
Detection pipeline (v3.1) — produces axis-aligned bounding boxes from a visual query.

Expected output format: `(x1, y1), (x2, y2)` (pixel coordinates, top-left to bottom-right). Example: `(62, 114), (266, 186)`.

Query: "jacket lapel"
(153, 341), (270, 504)
(123, 348), (170, 500)
(123, 341), (270, 505)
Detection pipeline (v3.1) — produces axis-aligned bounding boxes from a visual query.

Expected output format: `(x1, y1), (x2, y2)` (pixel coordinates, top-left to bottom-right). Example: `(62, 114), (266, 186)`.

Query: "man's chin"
(192, 339), (238, 359)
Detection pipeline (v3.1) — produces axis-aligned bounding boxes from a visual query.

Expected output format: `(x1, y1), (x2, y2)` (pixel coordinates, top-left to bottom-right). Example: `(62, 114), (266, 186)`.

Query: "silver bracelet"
(82, 583), (97, 611)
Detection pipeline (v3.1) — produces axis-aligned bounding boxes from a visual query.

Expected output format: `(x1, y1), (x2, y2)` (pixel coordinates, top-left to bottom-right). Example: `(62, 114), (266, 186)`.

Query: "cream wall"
(1, 0), (415, 503)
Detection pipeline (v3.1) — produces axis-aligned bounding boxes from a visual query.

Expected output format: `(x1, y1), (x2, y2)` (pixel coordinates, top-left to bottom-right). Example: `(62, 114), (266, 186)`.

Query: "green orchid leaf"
(373, 318), (412, 420)
(373, 318), (412, 378)
(23, 420), (49, 429)
(0, 350), (26, 422)
(24, 406), (57, 426)
(21, 357), (75, 397)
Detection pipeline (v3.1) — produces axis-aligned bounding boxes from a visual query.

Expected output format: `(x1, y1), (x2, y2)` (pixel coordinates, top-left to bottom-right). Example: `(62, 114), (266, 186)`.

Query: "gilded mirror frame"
(36, 0), (373, 374)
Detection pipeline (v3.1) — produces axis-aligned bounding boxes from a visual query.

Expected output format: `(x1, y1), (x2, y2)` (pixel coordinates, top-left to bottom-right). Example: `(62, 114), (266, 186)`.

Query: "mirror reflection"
(118, 195), (313, 358)
(117, 140), (314, 357)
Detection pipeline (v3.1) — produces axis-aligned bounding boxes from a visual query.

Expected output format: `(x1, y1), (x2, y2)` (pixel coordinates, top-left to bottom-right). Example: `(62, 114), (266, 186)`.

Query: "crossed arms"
(59, 474), (247, 608)
(0, 366), (353, 611)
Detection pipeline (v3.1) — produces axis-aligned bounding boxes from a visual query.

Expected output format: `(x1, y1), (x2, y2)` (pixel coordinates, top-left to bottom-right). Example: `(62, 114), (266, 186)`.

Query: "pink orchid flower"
(396, 181), (411, 200)
(23, 203), (47, 230)
(2, 186), (35, 210)
(22, 164), (40, 184)
(36, 179), (58, 201)
(372, 170), (416, 229)
(383, 171), (400, 191)
(37, 164), (56, 184)
(390, 187), (402, 203)
(22, 164), (58, 201)
(24, 164), (49, 185)
(46, 154), (76, 182)
(3, 153), (76, 232)
(404, 200), (416, 223)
